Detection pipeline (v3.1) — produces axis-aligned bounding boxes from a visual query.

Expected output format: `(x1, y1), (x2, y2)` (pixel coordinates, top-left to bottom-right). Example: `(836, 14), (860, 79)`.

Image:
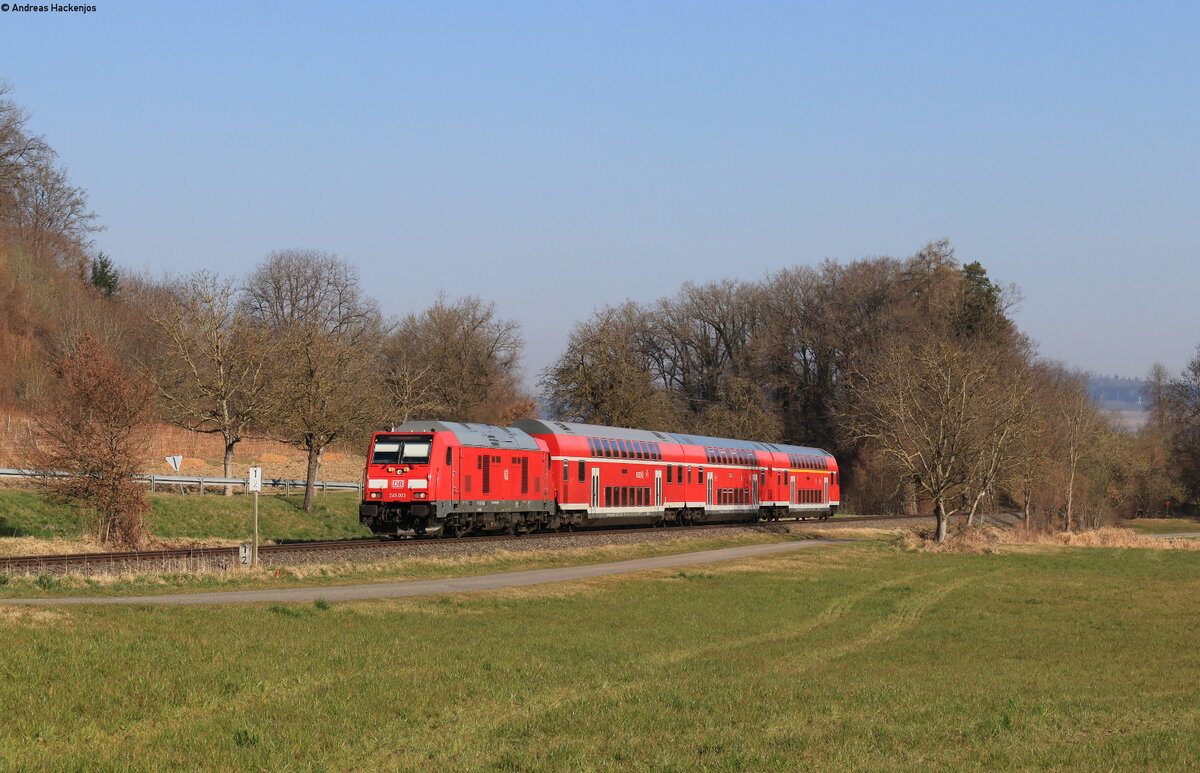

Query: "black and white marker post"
(247, 467), (262, 566)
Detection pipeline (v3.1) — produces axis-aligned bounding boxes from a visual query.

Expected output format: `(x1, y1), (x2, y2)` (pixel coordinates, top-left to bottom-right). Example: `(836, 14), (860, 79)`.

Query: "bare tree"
(541, 303), (676, 430)
(385, 295), (530, 424)
(0, 81), (49, 217)
(245, 249), (389, 512)
(841, 337), (1027, 542)
(962, 352), (1035, 524)
(146, 271), (274, 494)
(1157, 347), (1200, 502)
(29, 333), (154, 548)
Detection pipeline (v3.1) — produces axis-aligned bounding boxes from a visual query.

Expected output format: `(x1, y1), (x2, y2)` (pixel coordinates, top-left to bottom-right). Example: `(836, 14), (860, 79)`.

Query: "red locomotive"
(359, 419), (839, 536)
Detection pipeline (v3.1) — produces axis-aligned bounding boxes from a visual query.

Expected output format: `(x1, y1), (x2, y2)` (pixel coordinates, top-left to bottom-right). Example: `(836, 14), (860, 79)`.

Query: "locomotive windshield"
(371, 434), (433, 465)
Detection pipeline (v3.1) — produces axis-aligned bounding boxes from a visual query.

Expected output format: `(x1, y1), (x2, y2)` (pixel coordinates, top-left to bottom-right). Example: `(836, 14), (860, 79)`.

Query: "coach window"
(578, 461), (586, 482)
(563, 461), (569, 482)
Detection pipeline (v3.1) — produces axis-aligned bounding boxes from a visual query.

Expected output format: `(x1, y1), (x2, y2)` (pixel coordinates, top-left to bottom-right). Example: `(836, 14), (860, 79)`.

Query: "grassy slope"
(1, 541), (1198, 771)
(0, 487), (369, 543)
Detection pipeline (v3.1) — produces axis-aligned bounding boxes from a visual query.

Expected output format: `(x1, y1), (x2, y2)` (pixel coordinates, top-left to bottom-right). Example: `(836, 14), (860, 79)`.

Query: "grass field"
(1123, 517), (1200, 534)
(0, 487), (368, 547)
(1, 538), (1198, 770)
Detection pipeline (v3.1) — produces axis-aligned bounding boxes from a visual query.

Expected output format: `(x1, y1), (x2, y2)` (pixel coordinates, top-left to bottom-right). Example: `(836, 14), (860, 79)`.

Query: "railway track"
(0, 514), (931, 574)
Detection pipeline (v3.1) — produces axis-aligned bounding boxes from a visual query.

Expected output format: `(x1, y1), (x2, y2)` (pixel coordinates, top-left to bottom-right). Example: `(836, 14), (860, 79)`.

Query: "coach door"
(655, 470), (663, 508)
(789, 475), (796, 506)
(591, 467), (600, 510)
(751, 474), (759, 505)
(706, 472), (714, 506)
(823, 478), (829, 505)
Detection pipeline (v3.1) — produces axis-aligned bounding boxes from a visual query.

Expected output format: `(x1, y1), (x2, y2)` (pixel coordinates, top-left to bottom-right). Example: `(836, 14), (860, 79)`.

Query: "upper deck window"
(371, 434), (433, 465)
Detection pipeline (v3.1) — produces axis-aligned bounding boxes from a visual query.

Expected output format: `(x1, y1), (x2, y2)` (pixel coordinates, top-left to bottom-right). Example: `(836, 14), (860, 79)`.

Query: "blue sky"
(4, 1), (1198, 382)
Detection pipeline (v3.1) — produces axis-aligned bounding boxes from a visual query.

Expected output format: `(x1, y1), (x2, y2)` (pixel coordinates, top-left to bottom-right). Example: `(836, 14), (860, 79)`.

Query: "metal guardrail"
(0, 468), (361, 494)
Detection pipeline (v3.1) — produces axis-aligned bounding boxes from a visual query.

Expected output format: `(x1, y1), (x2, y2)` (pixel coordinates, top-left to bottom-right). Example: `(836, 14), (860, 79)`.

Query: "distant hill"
(1089, 375), (1148, 431)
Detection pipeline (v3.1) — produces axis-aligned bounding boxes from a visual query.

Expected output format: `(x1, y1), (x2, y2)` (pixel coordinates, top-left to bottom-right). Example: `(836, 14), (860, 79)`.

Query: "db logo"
(391, 479), (405, 489)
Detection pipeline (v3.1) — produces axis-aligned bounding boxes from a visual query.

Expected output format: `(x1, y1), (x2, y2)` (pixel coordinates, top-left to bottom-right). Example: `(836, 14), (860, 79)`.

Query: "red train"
(358, 419), (839, 536)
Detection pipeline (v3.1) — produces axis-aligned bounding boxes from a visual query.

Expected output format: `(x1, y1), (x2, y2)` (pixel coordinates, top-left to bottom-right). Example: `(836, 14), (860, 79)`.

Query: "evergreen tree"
(89, 252), (119, 296)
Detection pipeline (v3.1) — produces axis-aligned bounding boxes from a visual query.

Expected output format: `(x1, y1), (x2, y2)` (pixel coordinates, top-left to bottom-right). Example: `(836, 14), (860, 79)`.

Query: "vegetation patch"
(0, 487), (367, 547)
(1123, 517), (1200, 535)
(900, 524), (1200, 554)
(0, 533), (796, 599)
(1, 543), (1198, 770)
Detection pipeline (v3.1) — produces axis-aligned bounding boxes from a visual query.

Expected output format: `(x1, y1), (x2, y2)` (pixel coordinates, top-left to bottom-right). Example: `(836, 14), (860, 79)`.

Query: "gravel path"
(2, 539), (847, 606)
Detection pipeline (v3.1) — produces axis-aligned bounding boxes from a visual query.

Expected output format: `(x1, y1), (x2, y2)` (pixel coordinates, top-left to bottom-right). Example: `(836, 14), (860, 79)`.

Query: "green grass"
(0, 486), (369, 542)
(0, 488), (91, 538)
(147, 490), (367, 541)
(1, 541), (1198, 770)
(1123, 517), (1200, 534)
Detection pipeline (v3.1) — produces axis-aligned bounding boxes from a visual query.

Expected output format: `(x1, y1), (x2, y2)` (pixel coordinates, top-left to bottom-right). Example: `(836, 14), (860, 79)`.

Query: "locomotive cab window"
(370, 435), (433, 465)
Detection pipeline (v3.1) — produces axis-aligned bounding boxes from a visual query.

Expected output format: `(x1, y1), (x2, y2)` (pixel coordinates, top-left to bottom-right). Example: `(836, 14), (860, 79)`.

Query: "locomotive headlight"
(414, 492), (426, 499)
(386, 466), (395, 474)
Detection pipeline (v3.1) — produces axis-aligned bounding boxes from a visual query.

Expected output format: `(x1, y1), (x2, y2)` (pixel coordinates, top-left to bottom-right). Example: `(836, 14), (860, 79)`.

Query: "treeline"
(2, 83), (1197, 547)
(541, 241), (1197, 539)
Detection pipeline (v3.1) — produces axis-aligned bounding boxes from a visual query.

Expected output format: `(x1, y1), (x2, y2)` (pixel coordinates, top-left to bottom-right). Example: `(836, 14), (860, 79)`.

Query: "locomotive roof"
(513, 419), (831, 458)
(385, 421), (541, 452)
(514, 419), (672, 444)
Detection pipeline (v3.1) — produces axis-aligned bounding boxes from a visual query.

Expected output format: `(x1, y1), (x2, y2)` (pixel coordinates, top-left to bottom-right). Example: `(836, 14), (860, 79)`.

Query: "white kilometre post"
(247, 467), (263, 566)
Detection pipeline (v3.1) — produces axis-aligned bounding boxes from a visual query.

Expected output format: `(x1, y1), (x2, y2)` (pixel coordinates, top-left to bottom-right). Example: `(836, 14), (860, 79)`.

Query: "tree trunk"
(935, 498), (948, 543)
(1065, 455), (1076, 532)
(302, 442), (322, 513)
(223, 437), (236, 496)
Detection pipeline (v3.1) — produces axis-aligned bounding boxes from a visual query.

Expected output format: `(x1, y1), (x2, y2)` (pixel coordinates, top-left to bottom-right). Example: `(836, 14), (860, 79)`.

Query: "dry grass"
(0, 605), (67, 627)
(0, 535), (244, 557)
(0, 534), (791, 596)
(902, 524), (1200, 554)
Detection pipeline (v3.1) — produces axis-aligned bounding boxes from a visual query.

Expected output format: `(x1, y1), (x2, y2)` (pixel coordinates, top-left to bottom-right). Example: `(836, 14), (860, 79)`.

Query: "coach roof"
(513, 419), (831, 458)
